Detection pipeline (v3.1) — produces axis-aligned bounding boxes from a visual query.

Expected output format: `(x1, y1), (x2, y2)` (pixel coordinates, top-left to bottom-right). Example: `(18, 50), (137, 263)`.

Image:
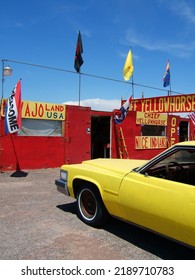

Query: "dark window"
(141, 125), (166, 136)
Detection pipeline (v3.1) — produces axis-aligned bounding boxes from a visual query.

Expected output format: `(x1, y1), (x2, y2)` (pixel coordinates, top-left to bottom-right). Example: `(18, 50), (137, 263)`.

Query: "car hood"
(82, 158), (148, 175)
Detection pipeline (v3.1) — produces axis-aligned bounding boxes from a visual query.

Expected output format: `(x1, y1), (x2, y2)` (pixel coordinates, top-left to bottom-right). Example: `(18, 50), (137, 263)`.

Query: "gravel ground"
(0, 168), (195, 260)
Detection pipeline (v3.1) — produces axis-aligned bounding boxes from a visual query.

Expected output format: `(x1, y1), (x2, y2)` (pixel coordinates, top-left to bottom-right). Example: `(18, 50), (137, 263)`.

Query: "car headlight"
(60, 170), (68, 181)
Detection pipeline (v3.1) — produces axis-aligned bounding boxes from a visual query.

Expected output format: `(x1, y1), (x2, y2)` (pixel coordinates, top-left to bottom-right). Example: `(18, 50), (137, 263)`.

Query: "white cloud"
(125, 28), (195, 58)
(157, 0), (195, 24)
(169, 0), (195, 24)
(64, 98), (121, 111)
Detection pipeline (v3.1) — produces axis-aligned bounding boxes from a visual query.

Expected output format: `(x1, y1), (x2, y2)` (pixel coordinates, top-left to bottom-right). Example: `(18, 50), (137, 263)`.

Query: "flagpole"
(1, 60), (5, 101)
(0, 61), (4, 170)
(132, 74), (134, 99)
(74, 31), (83, 106)
(168, 82), (172, 96)
(168, 59), (171, 96)
(78, 71), (81, 106)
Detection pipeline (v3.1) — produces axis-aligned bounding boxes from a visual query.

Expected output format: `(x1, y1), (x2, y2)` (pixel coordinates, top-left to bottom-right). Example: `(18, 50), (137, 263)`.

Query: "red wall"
(111, 111), (167, 160)
(1, 105), (192, 171)
(0, 105), (93, 171)
(0, 114), (65, 171)
(0, 134), (65, 171)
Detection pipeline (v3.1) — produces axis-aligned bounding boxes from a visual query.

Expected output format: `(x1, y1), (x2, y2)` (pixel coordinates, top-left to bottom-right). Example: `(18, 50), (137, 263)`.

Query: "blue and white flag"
(114, 96), (132, 124)
(163, 61), (170, 87)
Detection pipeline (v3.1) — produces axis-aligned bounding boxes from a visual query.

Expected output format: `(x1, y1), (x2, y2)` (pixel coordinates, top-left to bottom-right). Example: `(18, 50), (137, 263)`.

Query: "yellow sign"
(21, 100), (65, 120)
(136, 111), (168, 126)
(135, 136), (167, 149)
(129, 93), (195, 113)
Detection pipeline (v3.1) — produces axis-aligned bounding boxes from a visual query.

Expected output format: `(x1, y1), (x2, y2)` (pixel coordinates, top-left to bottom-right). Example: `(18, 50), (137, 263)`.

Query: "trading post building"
(0, 93), (195, 171)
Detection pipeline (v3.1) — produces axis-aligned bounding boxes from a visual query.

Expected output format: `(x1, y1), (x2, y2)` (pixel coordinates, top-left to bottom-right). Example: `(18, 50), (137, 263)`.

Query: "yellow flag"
(123, 49), (134, 81)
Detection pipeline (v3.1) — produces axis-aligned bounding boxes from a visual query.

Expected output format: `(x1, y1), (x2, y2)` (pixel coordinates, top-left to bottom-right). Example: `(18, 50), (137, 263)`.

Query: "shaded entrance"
(179, 121), (189, 142)
(91, 116), (111, 159)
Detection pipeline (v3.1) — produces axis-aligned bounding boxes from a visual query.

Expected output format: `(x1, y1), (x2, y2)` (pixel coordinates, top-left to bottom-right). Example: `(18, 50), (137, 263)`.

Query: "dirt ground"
(0, 168), (195, 260)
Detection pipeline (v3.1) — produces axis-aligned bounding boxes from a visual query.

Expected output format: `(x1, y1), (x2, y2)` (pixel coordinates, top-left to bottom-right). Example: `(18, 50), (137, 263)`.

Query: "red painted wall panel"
(1, 134), (65, 171)
(111, 111), (167, 160)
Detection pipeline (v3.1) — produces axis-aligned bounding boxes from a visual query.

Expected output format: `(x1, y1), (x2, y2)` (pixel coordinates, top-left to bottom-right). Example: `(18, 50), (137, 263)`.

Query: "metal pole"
(169, 76), (172, 96)
(0, 60), (4, 170)
(132, 74), (134, 99)
(0, 60), (5, 124)
(1, 60), (5, 102)
(78, 72), (81, 106)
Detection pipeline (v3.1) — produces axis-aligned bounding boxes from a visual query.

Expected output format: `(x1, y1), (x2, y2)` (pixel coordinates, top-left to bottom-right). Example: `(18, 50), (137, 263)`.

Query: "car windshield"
(138, 147), (195, 185)
(153, 149), (195, 168)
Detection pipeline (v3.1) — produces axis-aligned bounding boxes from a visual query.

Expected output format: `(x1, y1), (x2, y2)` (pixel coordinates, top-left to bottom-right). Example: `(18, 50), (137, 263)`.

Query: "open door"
(179, 121), (189, 142)
(65, 105), (91, 164)
(91, 115), (111, 159)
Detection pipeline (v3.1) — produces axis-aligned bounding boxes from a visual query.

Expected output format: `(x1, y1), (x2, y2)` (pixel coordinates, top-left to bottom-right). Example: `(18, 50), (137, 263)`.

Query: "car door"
(118, 171), (195, 246)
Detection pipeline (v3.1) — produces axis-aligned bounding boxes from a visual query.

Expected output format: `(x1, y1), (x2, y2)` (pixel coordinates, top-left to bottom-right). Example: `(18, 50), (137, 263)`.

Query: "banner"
(135, 136), (168, 149)
(21, 100), (65, 120)
(136, 111), (168, 126)
(4, 80), (22, 134)
(129, 93), (195, 113)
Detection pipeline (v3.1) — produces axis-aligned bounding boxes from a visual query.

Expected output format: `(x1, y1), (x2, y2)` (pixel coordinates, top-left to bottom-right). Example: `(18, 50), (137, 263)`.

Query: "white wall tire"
(76, 186), (109, 227)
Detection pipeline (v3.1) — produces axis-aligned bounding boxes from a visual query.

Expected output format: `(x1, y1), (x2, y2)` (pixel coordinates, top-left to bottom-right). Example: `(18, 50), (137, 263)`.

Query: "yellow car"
(55, 141), (195, 248)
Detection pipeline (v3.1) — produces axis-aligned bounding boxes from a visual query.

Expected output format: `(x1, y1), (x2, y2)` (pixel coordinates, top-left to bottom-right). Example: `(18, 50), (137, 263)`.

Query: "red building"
(0, 93), (194, 171)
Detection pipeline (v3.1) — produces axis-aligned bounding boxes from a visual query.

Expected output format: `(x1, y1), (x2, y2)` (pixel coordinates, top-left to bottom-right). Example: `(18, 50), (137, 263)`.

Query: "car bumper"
(55, 179), (70, 196)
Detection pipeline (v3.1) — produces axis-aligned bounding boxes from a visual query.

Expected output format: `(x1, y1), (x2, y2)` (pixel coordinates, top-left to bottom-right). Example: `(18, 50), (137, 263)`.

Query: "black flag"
(74, 31), (83, 72)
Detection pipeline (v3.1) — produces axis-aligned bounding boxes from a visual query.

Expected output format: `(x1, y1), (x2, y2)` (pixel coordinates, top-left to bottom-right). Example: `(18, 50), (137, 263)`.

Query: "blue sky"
(1, 0), (195, 111)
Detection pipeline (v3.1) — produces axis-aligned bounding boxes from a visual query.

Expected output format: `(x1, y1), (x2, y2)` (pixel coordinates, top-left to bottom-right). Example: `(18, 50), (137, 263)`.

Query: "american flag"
(114, 96), (132, 124)
(188, 112), (195, 126)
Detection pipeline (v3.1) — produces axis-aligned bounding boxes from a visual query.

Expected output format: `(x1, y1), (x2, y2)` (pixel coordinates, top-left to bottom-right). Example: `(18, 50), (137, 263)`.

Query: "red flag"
(4, 80), (22, 134)
(74, 31), (84, 73)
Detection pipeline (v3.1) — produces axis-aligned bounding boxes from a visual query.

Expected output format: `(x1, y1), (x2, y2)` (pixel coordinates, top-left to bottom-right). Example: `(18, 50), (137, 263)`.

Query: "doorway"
(91, 116), (111, 159)
(179, 121), (189, 142)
